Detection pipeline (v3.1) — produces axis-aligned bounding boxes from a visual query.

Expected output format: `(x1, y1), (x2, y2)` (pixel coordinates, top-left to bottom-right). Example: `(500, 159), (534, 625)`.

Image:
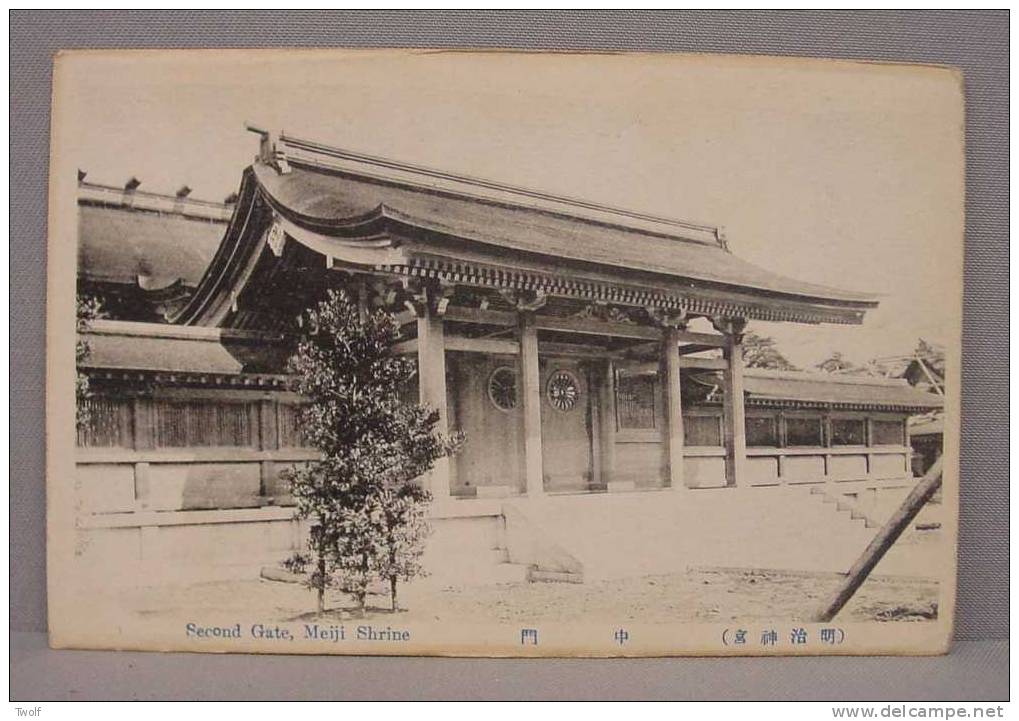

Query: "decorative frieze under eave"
(83, 367), (291, 390)
(742, 398), (942, 413)
(692, 395), (939, 413)
(374, 257), (868, 326)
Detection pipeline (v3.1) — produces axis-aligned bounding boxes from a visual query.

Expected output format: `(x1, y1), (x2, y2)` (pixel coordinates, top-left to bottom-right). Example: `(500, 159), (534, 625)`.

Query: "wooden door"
(448, 353), (525, 495)
(540, 358), (593, 492)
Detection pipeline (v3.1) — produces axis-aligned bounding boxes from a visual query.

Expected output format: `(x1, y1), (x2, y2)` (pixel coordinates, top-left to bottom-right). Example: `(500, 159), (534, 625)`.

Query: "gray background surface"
(10, 9), (1008, 700)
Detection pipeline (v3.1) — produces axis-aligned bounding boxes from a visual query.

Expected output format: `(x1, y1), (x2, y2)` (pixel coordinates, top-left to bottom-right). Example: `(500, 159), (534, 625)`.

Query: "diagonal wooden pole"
(813, 456), (944, 622)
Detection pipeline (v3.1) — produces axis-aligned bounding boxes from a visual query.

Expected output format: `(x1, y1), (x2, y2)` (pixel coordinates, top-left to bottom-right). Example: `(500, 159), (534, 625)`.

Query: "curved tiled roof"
(909, 416), (945, 436)
(172, 131), (879, 327)
(77, 183), (231, 289)
(79, 320), (289, 377)
(693, 368), (943, 412)
(259, 160), (876, 308)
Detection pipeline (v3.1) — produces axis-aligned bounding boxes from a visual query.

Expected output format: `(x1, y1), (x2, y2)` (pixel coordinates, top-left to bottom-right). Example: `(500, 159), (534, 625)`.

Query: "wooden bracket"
(398, 278), (456, 318)
(499, 288), (547, 312)
(364, 277), (407, 312)
(710, 316), (748, 343)
(646, 306), (689, 330)
(433, 280), (456, 317)
(397, 277), (426, 317)
(574, 302), (637, 324)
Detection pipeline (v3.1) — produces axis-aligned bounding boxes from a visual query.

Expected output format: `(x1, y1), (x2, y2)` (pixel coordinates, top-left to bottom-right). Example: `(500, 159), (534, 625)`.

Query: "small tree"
(75, 295), (103, 432)
(742, 332), (797, 371)
(375, 466), (433, 612)
(282, 289), (462, 615)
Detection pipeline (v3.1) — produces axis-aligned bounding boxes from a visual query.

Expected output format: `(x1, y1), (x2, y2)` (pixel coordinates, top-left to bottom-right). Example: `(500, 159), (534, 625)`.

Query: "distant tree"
(914, 338), (945, 377)
(75, 295), (103, 432)
(282, 289), (463, 615)
(741, 332), (797, 370)
(815, 351), (857, 374)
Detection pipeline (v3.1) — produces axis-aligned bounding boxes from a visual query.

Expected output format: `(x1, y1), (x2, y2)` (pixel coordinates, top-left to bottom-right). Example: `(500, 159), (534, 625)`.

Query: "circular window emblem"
(546, 370), (580, 412)
(487, 366), (518, 412)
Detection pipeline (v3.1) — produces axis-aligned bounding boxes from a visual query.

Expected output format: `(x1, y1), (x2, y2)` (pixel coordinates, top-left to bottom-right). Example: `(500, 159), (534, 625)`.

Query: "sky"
(56, 50), (964, 368)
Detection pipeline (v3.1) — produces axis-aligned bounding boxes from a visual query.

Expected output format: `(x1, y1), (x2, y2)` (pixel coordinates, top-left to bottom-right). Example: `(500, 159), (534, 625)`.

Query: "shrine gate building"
(74, 130), (943, 584)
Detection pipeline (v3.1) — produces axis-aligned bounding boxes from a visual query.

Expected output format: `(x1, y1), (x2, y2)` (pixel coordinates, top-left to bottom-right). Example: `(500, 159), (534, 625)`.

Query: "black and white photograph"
(46, 49), (962, 656)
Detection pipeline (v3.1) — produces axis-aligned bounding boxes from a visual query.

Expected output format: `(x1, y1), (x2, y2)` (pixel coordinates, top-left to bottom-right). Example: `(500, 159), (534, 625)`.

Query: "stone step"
(490, 563), (530, 584)
(806, 488), (881, 530)
(528, 568), (584, 584)
(511, 485), (878, 579)
(416, 515), (535, 587)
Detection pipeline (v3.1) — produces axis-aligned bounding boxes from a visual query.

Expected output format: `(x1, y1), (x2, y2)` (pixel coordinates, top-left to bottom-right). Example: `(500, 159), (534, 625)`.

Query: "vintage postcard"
(46, 49), (962, 656)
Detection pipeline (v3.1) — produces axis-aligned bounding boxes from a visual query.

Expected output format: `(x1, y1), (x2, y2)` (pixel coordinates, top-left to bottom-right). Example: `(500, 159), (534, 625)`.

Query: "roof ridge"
(743, 368), (911, 387)
(77, 181), (234, 222)
(247, 125), (726, 248)
(86, 318), (285, 343)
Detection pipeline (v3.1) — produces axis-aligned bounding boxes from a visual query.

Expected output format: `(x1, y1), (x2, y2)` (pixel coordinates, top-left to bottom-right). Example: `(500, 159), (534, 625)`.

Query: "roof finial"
(245, 122), (291, 175)
(715, 226), (730, 252)
(124, 177), (141, 192)
(175, 185), (192, 199)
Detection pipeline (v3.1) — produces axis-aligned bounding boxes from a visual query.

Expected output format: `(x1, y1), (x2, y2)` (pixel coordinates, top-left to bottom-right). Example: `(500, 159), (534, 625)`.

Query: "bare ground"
(118, 525), (943, 625)
(124, 565), (938, 627)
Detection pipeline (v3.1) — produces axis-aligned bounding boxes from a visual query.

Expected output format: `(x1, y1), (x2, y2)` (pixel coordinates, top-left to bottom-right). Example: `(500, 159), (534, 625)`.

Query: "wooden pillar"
(823, 412), (834, 486)
(259, 398), (278, 501)
(519, 312), (544, 497)
(599, 359), (617, 487)
(133, 462), (151, 511)
(417, 308), (451, 501)
(663, 328), (686, 490)
(355, 274), (369, 323)
(258, 399), (279, 500)
(776, 411), (787, 484)
(588, 364), (602, 489)
(131, 394), (154, 510)
(132, 396), (154, 450)
(258, 399), (279, 451)
(865, 417), (874, 479)
(722, 333), (748, 488)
